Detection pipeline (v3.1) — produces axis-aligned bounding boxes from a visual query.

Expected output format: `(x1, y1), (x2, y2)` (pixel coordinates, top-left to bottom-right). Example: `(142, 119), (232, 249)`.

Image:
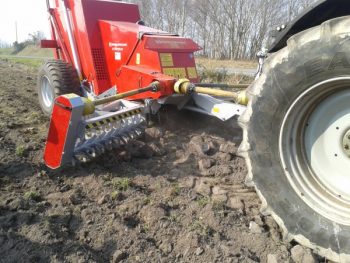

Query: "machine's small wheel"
(239, 16), (350, 262)
(37, 60), (81, 115)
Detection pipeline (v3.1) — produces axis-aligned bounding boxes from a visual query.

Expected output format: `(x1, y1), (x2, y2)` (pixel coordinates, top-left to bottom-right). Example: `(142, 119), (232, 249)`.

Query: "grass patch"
(169, 183), (180, 197)
(4, 57), (44, 69)
(199, 68), (253, 85)
(111, 190), (120, 200)
(189, 219), (213, 237)
(142, 196), (152, 205)
(196, 57), (255, 85)
(0, 45), (53, 57)
(200, 68), (228, 83)
(24, 191), (41, 202)
(196, 57), (257, 70)
(0, 44), (52, 69)
(112, 178), (132, 191)
(212, 200), (226, 211)
(155, 182), (162, 190)
(168, 214), (179, 223)
(196, 195), (210, 208)
(15, 145), (27, 157)
(16, 45), (53, 57)
(111, 190), (124, 201)
(0, 47), (14, 56)
(140, 223), (150, 233)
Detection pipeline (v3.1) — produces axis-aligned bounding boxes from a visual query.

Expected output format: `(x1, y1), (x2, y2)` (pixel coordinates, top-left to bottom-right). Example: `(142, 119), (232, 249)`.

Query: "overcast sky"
(0, 0), (50, 44)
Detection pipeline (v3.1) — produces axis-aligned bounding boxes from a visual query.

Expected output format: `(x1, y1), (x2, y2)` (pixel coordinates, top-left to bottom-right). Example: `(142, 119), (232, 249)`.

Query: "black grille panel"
(92, 48), (108, 80)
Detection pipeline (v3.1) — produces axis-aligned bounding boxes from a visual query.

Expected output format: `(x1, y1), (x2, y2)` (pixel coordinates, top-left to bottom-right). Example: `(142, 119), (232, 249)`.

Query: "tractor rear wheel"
(37, 60), (81, 115)
(239, 16), (350, 262)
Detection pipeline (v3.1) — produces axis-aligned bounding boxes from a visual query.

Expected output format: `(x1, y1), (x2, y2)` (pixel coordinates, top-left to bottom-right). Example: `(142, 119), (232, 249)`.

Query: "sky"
(0, 0), (51, 44)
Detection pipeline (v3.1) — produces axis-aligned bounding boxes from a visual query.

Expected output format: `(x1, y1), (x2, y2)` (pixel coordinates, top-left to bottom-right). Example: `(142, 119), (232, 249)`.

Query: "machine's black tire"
(239, 16), (350, 262)
(37, 59), (81, 115)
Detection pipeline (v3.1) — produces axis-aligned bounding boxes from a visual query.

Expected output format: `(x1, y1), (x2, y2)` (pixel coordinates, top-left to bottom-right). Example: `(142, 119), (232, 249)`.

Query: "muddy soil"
(0, 59), (322, 263)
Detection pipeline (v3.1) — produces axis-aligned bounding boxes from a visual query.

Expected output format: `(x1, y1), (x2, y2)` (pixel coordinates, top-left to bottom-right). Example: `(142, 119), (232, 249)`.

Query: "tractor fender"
(269, 0), (350, 52)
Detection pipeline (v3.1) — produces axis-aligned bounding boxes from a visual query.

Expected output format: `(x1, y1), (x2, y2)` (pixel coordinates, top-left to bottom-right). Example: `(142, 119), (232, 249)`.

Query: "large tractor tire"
(37, 60), (81, 115)
(239, 16), (350, 262)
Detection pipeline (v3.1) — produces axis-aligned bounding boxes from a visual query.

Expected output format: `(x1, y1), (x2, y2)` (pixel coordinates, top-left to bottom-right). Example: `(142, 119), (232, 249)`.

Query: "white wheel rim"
(41, 76), (54, 109)
(279, 77), (350, 225)
(305, 90), (350, 200)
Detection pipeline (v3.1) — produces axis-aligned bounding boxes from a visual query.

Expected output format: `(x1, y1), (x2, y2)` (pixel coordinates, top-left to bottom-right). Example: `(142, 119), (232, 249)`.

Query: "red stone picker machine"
(39, 0), (247, 169)
(38, 0), (350, 262)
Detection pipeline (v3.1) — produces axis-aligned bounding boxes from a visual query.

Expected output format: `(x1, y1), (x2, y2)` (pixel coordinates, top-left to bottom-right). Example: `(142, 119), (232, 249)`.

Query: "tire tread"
(238, 16), (350, 262)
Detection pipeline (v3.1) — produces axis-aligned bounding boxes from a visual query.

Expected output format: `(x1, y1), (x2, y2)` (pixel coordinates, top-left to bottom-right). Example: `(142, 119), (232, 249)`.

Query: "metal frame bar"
(61, 0), (82, 80)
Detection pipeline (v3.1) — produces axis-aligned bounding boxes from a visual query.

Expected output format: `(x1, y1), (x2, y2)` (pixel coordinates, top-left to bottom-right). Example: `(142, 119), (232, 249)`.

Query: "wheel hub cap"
(41, 76), (54, 109)
(343, 130), (350, 158)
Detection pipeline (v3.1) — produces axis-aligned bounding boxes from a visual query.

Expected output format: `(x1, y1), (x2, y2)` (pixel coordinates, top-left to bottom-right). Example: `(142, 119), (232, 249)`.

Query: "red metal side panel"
(44, 96), (73, 169)
(69, 0), (141, 95)
(117, 66), (175, 100)
(99, 21), (165, 87)
(41, 40), (58, 49)
(52, 1), (75, 63)
(51, 0), (141, 95)
(99, 20), (202, 96)
(50, 0), (202, 97)
(99, 21), (140, 79)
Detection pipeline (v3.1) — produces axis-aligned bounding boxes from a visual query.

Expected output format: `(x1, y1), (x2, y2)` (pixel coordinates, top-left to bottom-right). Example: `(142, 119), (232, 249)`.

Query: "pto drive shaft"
(174, 79), (248, 105)
(82, 81), (160, 115)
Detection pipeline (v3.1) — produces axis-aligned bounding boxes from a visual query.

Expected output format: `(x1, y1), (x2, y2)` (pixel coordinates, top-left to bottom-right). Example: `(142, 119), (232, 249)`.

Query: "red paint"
(43, 0), (204, 169)
(41, 39), (58, 49)
(145, 36), (200, 52)
(99, 20), (201, 98)
(44, 96), (73, 169)
(43, 0), (202, 99)
(116, 66), (176, 100)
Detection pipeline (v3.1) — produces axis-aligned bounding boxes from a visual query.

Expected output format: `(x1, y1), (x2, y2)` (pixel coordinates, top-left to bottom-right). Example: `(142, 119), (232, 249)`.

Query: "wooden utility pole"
(15, 21), (18, 43)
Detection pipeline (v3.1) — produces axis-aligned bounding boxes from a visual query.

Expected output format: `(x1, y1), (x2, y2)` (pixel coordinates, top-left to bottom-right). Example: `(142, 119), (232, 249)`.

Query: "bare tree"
(28, 31), (46, 45)
(124, 0), (318, 59)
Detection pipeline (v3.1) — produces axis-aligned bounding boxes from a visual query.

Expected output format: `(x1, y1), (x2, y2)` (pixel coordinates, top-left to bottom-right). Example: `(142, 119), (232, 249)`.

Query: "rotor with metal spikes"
(73, 110), (145, 164)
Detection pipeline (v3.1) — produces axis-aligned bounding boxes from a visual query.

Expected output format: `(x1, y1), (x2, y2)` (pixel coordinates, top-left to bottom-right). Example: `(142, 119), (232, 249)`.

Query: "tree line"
(126, 0), (317, 59)
(2, 31), (46, 53)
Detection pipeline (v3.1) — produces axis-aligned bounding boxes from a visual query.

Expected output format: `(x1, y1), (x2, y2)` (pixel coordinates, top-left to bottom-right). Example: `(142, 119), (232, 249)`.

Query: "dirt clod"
(145, 127), (164, 141)
(125, 141), (154, 158)
(219, 142), (237, 154)
(291, 245), (317, 263)
(194, 178), (213, 196)
(189, 136), (215, 156)
(112, 250), (128, 262)
(195, 247), (204, 256)
(227, 196), (245, 210)
(249, 221), (263, 234)
(159, 242), (173, 255)
(267, 254), (279, 263)
(97, 194), (110, 205)
(198, 158), (214, 170)
(216, 152), (232, 163)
